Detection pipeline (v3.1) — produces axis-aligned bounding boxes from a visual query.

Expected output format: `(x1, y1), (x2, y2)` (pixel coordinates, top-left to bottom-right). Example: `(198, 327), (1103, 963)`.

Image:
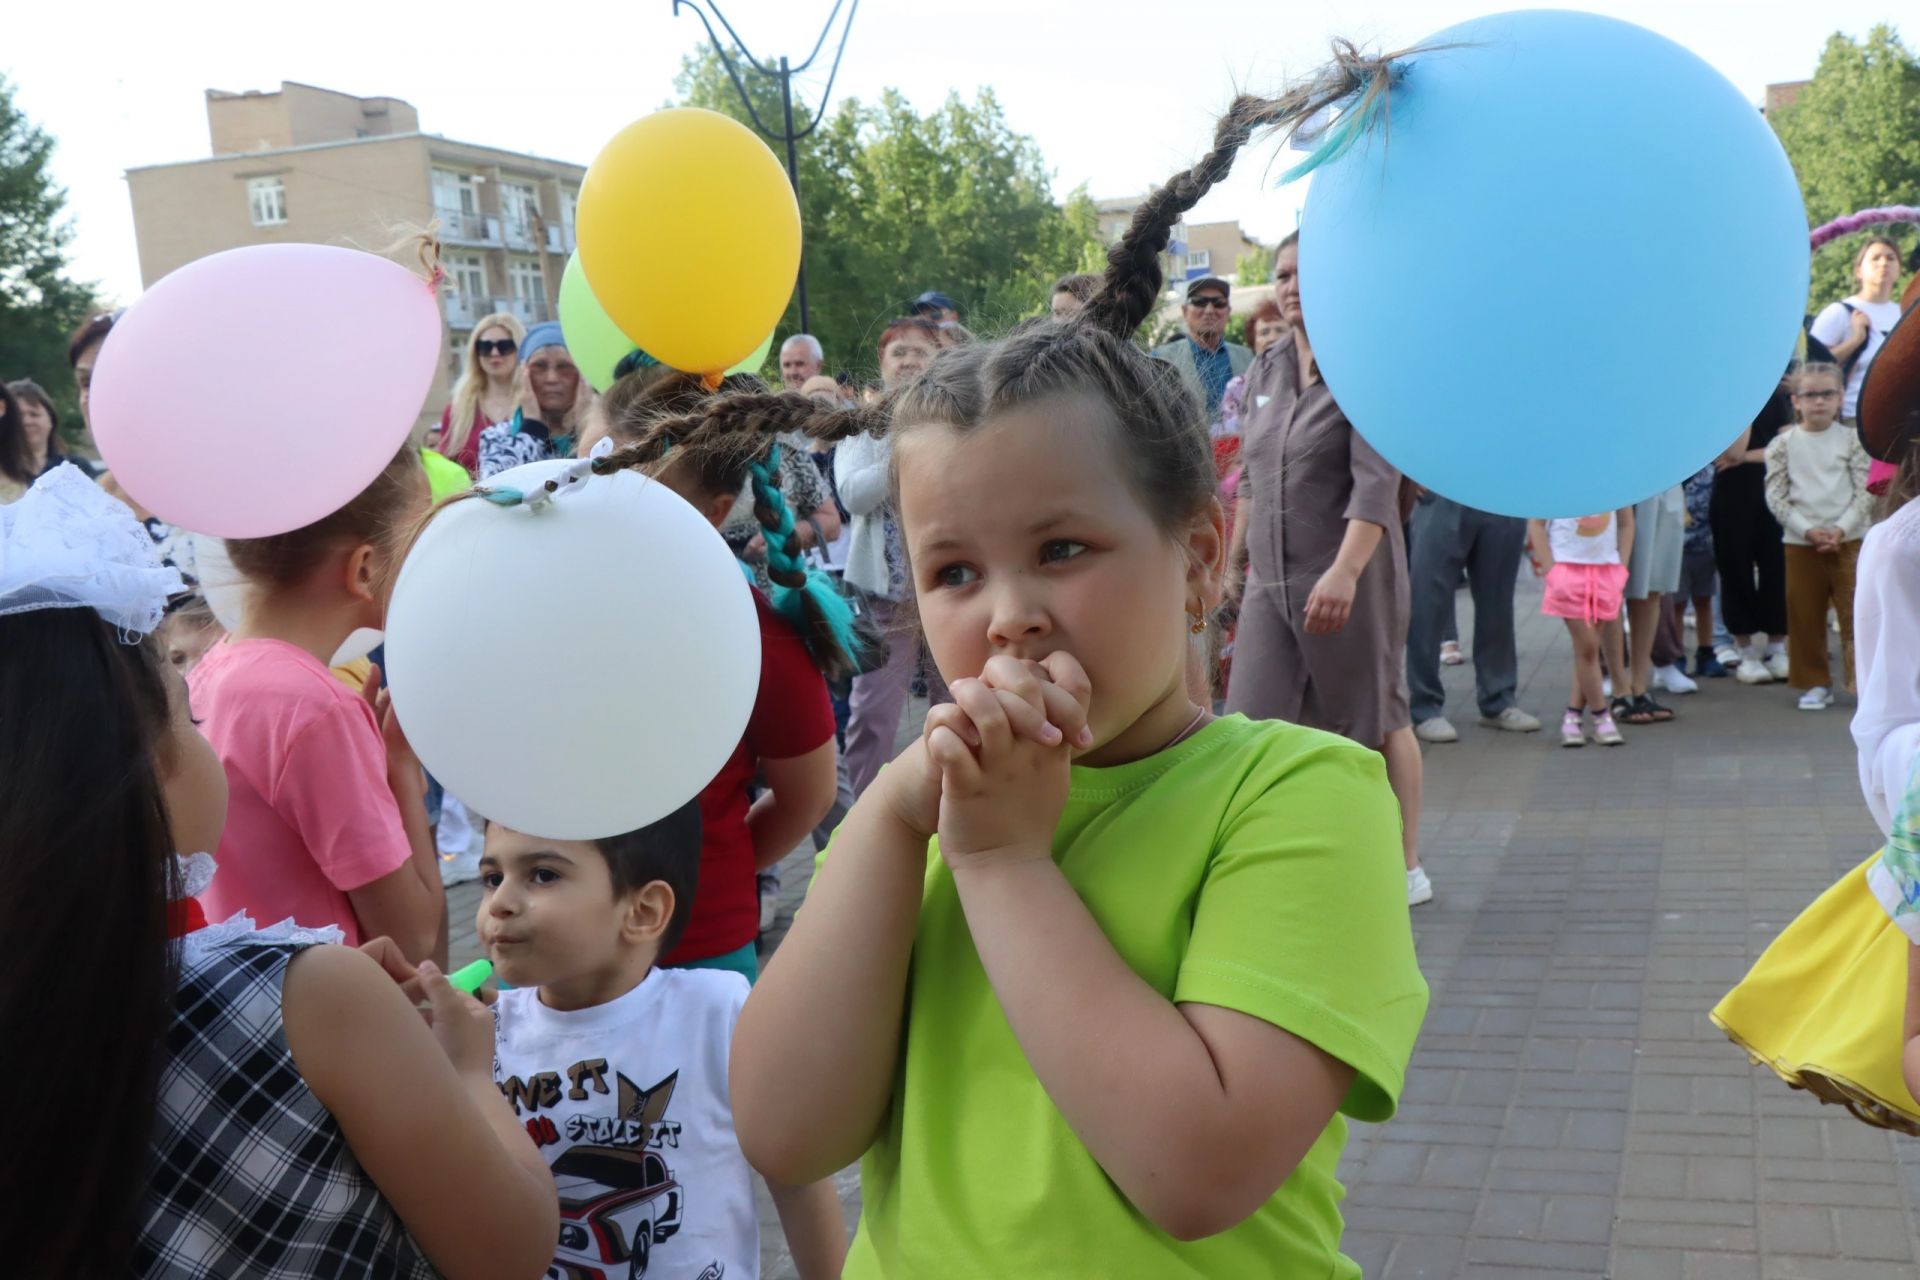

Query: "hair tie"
(474, 438), (616, 510)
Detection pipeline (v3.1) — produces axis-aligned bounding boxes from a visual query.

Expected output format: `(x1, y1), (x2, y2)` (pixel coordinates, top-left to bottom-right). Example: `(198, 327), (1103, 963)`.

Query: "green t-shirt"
(828, 713), (1429, 1278)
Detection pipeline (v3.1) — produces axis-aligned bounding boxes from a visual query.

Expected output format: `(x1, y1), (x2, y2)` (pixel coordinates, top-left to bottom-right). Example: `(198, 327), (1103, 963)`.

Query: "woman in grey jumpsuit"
(1225, 236), (1429, 903)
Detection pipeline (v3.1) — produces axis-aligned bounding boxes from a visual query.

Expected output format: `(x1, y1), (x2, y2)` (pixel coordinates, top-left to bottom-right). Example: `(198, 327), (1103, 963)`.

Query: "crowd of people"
(4, 79), (1919, 1280)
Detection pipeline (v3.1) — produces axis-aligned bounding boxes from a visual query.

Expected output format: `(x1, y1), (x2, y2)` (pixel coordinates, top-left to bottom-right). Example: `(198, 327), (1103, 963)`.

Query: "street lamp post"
(670, 0), (859, 336)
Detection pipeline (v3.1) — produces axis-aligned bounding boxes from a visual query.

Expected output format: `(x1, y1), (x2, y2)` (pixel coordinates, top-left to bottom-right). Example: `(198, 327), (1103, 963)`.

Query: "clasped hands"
(883, 652), (1093, 870)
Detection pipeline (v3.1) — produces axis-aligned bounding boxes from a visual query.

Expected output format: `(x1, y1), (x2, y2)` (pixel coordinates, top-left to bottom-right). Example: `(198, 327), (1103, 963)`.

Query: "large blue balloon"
(1299, 10), (1808, 518)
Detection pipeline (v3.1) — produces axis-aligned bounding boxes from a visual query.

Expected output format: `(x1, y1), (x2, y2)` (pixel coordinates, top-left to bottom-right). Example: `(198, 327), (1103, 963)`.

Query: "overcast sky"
(6, 0), (1901, 302)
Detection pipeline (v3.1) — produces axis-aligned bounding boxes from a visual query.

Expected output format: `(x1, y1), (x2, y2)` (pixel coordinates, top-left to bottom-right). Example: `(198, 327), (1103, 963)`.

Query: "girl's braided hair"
(584, 53), (1412, 578)
(597, 368), (887, 680)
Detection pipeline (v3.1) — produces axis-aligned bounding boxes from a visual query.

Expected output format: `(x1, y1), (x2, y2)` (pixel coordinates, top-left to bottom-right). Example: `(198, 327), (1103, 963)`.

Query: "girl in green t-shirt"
(638, 89), (1429, 1278)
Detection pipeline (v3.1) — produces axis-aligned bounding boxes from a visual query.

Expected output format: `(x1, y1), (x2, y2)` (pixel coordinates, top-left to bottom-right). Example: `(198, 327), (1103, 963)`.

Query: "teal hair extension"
(747, 444), (862, 672)
(1277, 60), (1404, 186)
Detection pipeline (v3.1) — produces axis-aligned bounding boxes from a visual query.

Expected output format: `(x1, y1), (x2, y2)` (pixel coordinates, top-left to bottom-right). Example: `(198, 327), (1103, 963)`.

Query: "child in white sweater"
(1764, 361), (1874, 710)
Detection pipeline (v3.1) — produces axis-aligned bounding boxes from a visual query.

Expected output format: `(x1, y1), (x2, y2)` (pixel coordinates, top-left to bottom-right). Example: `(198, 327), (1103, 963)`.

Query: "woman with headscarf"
(475, 322), (595, 480)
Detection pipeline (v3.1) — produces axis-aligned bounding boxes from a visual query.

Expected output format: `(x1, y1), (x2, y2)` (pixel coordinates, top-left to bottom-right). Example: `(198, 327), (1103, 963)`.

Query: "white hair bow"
(0, 464), (185, 637)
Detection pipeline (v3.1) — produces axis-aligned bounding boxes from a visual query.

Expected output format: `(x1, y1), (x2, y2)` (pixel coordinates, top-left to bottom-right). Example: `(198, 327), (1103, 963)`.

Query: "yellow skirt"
(1711, 850), (1920, 1134)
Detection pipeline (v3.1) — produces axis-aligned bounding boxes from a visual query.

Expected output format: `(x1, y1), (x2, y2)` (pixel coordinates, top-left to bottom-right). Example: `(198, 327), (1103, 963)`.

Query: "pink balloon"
(91, 244), (442, 538)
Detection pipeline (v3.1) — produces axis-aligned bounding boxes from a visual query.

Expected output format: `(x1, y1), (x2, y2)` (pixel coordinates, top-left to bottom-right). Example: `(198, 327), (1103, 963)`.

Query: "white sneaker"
(1735, 658), (1774, 685)
(1651, 664), (1699, 695)
(1714, 645), (1742, 670)
(1798, 686), (1834, 711)
(1407, 866), (1434, 907)
(1415, 716), (1459, 743)
(1765, 649), (1791, 681)
(1479, 707), (1542, 733)
(1439, 641), (1466, 666)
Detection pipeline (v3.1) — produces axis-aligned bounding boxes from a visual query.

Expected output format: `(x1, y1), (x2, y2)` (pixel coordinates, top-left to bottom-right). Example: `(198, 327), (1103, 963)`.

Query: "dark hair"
(226, 446), (425, 590)
(8, 379), (63, 463)
(1052, 272), (1099, 303)
(1, 609), (180, 1276)
(0, 380), (28, 485)
(68, 310), (119, 368)
(593, 799), (703, 957)
(601, 369), (871, 680)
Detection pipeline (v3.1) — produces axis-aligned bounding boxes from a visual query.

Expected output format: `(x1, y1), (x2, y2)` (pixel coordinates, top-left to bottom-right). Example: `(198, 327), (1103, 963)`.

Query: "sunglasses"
(1188, 296), (1229, 310)
(475, 338), (518, 358)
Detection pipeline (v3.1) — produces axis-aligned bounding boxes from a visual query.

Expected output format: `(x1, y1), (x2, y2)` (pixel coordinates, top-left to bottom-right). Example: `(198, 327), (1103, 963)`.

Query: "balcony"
(437, 208), (501, 246)
(503, 216), (539, 252)
(504, 297), (551, 326)
(545, 224), (569, 254)
(441, 293), (482, 329)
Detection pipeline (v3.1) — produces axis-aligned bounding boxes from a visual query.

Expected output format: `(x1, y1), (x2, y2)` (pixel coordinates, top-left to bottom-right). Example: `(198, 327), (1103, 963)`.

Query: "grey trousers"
(1407, 494), (1527, 724)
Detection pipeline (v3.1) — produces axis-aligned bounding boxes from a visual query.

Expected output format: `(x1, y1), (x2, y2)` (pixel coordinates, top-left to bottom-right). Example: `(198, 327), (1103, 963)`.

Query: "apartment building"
(1094, 195), (1265, 296)
(126, 81), (588, 426)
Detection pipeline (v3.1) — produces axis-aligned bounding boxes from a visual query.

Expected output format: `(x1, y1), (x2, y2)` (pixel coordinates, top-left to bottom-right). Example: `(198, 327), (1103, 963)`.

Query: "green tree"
(674, 48), (1105, 376)
(1235, 244), (1274, 287)
(1770, 26), (1920, 312)
(0, 75), (96, 435)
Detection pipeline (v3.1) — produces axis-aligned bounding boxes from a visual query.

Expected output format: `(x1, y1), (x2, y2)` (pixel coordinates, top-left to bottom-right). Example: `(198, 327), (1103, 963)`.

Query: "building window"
(432, 168), (482, 217)
(447, 253), (488, 304)
(1186, 249), (1211, 275)
(247, 176), (286, 227)
(501, 181), (539, 243)
(506, 255), (545, 307)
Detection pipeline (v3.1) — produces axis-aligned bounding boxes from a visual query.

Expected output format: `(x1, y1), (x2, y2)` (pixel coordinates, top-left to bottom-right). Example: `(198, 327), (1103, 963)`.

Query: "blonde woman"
(432, 312), (526, 474)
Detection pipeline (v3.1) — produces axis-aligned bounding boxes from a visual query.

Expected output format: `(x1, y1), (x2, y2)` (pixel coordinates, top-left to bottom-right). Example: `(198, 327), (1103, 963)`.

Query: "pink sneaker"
(1593, 710), (1624, 746)
(1560, 708), (1585, 748)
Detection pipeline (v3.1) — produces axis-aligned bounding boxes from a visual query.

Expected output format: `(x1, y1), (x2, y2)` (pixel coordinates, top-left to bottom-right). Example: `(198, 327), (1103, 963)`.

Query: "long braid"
(1082, 40), (1426, 341)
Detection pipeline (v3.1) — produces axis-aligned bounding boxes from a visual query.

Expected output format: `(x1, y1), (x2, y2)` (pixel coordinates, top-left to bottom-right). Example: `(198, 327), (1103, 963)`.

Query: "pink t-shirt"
(187, 638), (410, 944)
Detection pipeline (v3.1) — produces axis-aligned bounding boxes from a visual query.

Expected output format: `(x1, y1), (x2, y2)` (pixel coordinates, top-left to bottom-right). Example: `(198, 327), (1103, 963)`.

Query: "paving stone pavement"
(450, 580), (1919, 1278)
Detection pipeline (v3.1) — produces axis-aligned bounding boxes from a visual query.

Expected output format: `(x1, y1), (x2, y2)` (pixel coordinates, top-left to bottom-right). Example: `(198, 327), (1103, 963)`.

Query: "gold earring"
(1189, 606), (1207, 635)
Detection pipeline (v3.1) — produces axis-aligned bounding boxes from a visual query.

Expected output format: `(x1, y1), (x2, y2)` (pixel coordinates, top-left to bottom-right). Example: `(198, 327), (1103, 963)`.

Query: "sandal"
(1611, 695), (1652, 725)
(1633, 693), (1675, 723)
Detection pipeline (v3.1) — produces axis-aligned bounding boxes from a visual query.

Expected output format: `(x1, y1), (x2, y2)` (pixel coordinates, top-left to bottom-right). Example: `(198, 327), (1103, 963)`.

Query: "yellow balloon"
(577, 108), (800, 374)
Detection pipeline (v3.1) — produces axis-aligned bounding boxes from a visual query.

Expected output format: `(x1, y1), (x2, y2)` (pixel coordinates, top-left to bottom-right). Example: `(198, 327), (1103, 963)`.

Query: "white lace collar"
(173, 854), (344, 973)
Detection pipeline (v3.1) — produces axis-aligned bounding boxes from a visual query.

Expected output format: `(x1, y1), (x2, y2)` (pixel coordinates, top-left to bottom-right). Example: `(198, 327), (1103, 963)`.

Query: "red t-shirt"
(435, 403), (490, 475)
(665, 593), (836, 964)
(188, 638), (412, 944)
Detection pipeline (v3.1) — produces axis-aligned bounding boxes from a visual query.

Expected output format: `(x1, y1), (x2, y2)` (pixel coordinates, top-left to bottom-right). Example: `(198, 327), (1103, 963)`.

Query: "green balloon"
(559, 253), (640, 392)
(563, 250), (777, 387)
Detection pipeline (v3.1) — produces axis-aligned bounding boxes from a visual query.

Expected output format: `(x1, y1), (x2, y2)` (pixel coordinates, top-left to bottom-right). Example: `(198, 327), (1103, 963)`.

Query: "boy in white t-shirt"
(481, 803), (847, 1279)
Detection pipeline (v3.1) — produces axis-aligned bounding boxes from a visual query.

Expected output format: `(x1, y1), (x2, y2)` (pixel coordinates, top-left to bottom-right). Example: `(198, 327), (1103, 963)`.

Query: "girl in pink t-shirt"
(189, 447), (443, 960)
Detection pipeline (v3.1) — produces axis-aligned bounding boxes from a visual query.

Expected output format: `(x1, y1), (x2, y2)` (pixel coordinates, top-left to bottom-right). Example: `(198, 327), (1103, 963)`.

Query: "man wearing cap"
(911, 291), (960, 327)
(475, 320), (594, 479)
(1153, 277), (1253, 420)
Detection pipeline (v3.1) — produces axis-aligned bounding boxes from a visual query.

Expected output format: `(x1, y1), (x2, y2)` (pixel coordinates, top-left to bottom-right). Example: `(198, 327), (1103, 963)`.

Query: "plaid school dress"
(132, 917), (438, 1278)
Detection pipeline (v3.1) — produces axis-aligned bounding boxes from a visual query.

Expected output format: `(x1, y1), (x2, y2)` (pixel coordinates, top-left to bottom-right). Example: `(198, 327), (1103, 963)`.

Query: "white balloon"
(383, 458), (760, 840)
(191, 533), (248, 632)
(191, 533), (384, 668)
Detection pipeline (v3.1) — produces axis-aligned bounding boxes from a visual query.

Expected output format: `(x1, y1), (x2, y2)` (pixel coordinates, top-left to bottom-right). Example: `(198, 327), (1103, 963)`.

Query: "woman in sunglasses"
(433, 312), (526, 475)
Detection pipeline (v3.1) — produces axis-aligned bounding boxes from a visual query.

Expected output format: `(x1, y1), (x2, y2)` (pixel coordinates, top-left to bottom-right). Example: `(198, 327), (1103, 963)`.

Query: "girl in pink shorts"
(1528, 509), (1638, 747)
